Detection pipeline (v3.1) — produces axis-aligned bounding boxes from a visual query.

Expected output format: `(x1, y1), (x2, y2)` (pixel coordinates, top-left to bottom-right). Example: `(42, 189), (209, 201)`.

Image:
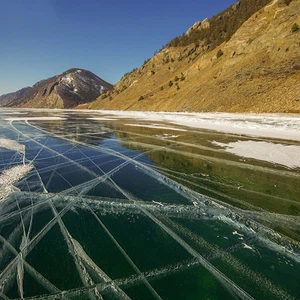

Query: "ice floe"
(0, 165), (34, 202)
(156, 134), (180, 139)
(212, 140), (300, 169)
(233, 231), (244, 237)
(243, 243), (254, 250)
(0, 138), (25, 153)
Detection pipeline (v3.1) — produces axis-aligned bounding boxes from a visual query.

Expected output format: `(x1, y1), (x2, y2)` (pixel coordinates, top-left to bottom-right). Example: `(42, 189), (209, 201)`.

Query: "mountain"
(0, 69), (112, 109)
(0, 87), (31, 107)
(87, 0), (300, 113)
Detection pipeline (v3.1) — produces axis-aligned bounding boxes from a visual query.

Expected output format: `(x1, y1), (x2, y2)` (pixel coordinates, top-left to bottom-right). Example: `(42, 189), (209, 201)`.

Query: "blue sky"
(0, 0), (236, 95)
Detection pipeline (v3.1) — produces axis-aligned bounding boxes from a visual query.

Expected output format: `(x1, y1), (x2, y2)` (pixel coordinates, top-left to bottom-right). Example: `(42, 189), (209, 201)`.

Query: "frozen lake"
(0, 109), (299, 299)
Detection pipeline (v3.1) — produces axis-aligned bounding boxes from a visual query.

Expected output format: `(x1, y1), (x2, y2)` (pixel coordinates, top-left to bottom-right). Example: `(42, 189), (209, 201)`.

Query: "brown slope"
(88, 0), (300, 113)
(0, 87), (31, 107)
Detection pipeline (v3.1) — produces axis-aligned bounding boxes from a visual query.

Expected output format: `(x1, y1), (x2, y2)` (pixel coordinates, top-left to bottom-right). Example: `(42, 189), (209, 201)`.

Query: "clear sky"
(0, 0), (236, 95)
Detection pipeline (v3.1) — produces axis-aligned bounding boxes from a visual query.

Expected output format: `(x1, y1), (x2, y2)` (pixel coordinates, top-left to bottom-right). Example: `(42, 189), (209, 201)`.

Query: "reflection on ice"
(0, 109), (299, 299)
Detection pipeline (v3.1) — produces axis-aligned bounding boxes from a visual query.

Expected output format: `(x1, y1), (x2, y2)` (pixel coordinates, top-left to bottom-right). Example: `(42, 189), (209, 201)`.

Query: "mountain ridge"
(86, 0), (300, 113)
(0, 87), (31, 107)
(0, 68), (112, 109)
(1, 0), (299, 112)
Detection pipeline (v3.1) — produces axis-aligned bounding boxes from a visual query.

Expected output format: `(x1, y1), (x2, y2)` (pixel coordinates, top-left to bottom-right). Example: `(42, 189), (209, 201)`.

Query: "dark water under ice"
(0, 109), (299, 299)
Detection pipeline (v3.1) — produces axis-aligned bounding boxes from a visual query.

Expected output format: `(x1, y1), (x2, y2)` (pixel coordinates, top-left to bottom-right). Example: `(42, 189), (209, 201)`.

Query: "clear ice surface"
(0, 109), (299, 300)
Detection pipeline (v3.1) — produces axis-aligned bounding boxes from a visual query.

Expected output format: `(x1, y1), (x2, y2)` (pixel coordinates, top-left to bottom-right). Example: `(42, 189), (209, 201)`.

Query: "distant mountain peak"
(0, 69), (112, 109)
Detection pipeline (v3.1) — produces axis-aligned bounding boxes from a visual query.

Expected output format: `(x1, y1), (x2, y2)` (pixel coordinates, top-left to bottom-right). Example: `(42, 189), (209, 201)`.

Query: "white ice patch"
(200, 173), (209, 177)
(0, 165), (33, 186)
(125, 123), (187, 132)
(212, 140), (300, 169)
(0, 138), (25, 152)
(152, 201), (164, 206)
(156, 134), (180, 139)
(243, 243), (254, 250)
(232, 231), (244, 237)
(0, 164), (34, 202)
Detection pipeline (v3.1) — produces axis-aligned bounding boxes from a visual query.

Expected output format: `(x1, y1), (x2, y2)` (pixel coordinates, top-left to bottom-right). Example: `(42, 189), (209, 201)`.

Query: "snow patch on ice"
(152, 201), (164, 206)
(0, 165), (33, 186)
(0, 165), (34, 202)
(243, 243), (254, 250)
(212, 140), (300, 169)
(232, 231), (244, 237)
(156, 134), (180, 139)
(0, 138), (25, 153)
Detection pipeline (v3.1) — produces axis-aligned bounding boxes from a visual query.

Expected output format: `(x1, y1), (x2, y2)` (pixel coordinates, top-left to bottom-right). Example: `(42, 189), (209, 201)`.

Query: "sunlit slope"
(88, 0), (300, 113)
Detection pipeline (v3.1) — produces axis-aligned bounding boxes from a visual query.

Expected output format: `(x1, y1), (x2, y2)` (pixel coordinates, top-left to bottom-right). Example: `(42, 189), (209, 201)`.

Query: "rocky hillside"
(0, 87), (31, 107)
(0, 69), (112, 109)
(87, 0), (300, 113)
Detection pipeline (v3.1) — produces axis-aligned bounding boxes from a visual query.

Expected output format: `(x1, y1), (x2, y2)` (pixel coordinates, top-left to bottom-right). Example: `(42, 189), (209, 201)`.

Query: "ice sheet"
(0, 109), (299, 300)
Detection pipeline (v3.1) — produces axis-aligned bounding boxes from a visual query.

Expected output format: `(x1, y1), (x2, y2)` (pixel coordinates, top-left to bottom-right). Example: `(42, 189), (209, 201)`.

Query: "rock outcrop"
(186, 19), (210, 35)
